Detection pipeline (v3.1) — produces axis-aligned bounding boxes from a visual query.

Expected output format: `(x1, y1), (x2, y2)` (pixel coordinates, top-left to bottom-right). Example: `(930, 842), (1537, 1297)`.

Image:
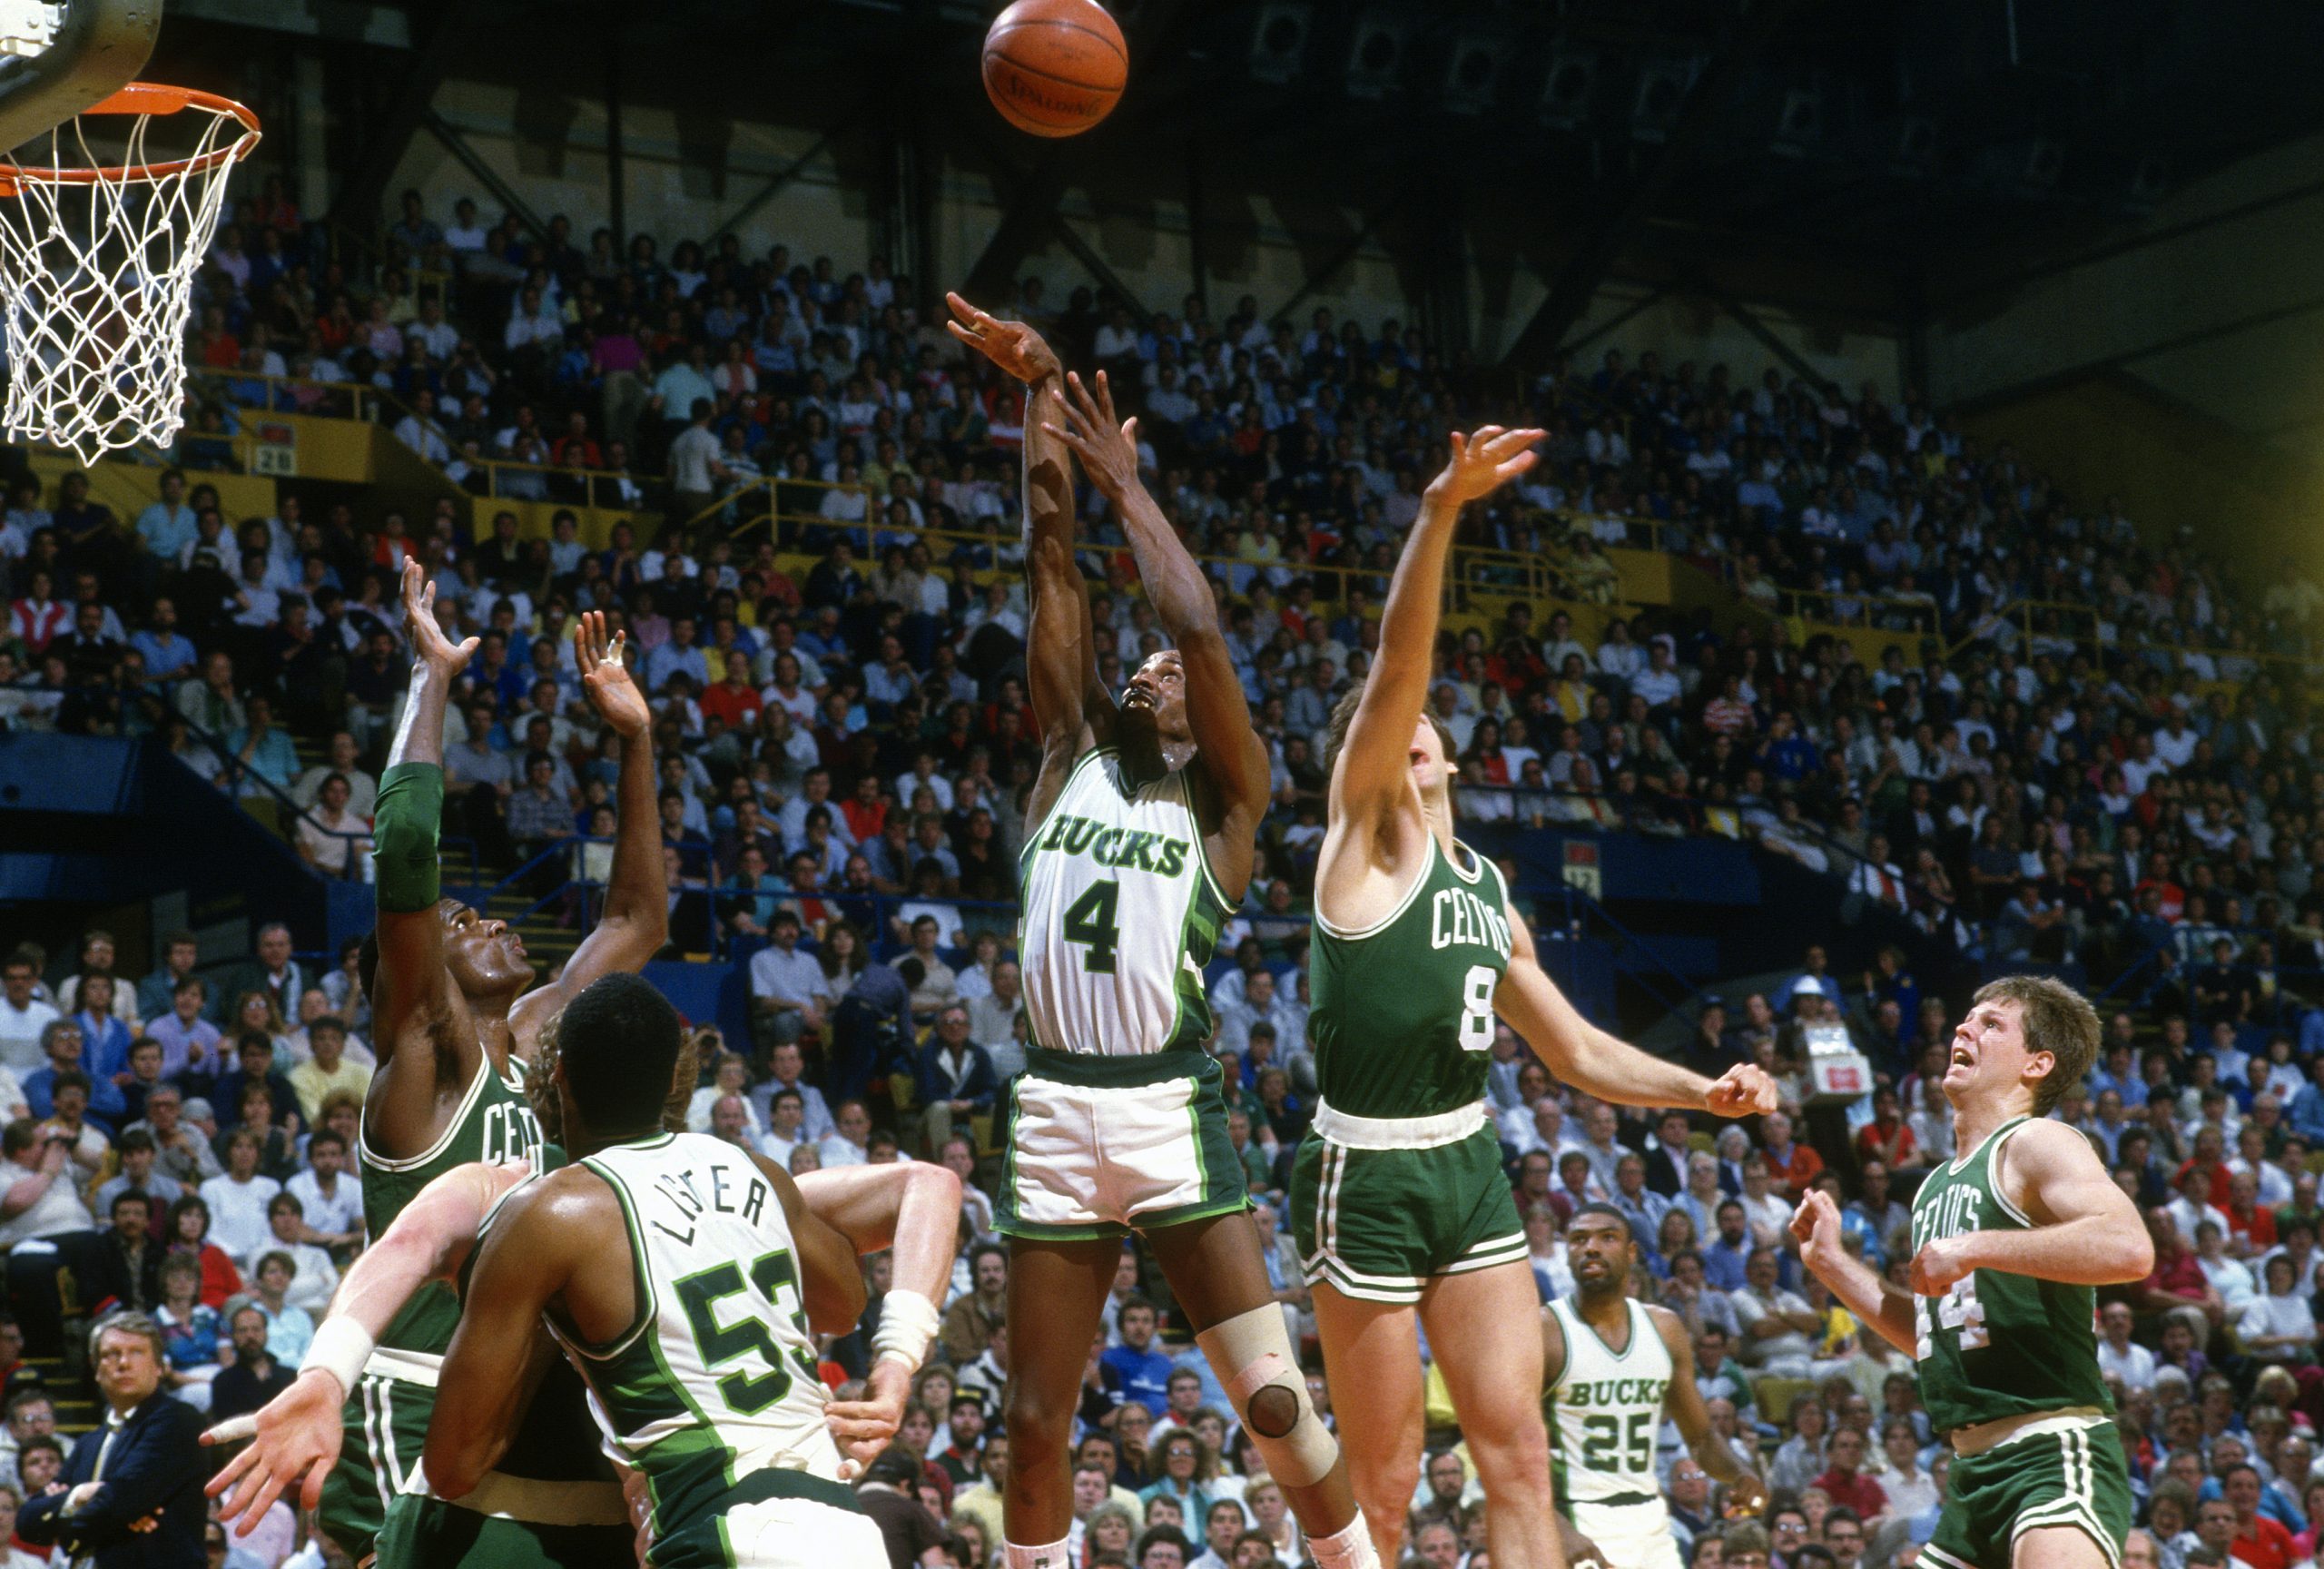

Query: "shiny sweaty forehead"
(1136, 650), (1183, 680)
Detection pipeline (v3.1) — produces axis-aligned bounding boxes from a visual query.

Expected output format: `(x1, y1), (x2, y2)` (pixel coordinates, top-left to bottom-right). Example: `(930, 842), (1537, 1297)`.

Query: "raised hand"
(1427, 425), (1545, 507)
(1040, 370), (1141, 501)
(944, 291), (1062, 384)
(576, 609), (649, 738)
(1704, 1061), (1779, 1119)
(824, 1357), (913, 1477)
(201, 1367), (346, 1534)
(399, 558), (477, 676)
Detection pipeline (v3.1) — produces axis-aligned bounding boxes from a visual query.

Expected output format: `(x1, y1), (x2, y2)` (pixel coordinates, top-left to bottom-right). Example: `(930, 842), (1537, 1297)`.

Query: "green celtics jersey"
(549, 1131), (844, 1547)
(1309, 835), (1514, 1119)
(358, 1046), (544, 1360)
(1018, 747), (1235, 1059)
(1910, 1115), (2112, 1434)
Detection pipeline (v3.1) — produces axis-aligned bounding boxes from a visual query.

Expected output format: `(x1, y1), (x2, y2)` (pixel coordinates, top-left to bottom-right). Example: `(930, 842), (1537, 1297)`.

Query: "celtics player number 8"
(1458, 964), (1494, 1051)
(1912, 1275), (1988, 1359)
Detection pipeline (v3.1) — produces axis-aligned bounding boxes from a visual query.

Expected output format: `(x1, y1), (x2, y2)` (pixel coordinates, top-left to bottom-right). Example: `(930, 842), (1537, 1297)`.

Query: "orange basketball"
(982, 0), (1128, 138)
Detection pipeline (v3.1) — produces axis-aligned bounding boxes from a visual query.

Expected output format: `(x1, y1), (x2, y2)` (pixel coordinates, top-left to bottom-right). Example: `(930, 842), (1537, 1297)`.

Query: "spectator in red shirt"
(2225, 1467), (2296, 1569)
(2225, 1171), (2277, 1253)
(1810, 1427), (1888, 1524)
(1759, 1110), (1825, 1200)
(2132, 1206), (2226, 1337)
(697, 660), (762, 731)
(1853, 1086), (1916, 1172)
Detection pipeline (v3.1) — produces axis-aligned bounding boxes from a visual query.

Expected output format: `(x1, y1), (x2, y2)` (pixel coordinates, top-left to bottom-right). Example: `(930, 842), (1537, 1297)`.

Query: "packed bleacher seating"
(4, 183), (2324, 1569)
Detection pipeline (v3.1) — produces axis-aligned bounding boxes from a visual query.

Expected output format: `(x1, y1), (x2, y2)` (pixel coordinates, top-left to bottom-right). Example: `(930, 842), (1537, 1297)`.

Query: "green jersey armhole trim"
(1313, 831), (1440, 942)
(1016, 746), (1118, 865)
(357, 1043), (498, 1174)
(561, 1158), (660, 1361)
(1446, 837), (1487, 885)
(1984, 1116), (2037, 1228)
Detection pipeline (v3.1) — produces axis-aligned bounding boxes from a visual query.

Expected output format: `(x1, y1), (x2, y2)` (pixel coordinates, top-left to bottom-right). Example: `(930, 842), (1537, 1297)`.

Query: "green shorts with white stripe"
(319, 1371), (435, 1565)
(1925, 1420), (2131, 1569)
(1288, 1123), (1525, 1304)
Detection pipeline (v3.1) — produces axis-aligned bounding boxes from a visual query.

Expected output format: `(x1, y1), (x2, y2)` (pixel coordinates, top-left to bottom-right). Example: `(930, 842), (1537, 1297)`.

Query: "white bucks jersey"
(550, 1132), (841, 1540)
(1544, 1298), (1674, 1509)
(1019, 747), (1235, 1057)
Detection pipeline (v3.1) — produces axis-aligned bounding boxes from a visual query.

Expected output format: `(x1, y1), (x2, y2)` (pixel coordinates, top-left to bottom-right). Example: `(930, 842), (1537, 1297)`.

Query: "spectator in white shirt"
(2094, 1302), (2156, 1391)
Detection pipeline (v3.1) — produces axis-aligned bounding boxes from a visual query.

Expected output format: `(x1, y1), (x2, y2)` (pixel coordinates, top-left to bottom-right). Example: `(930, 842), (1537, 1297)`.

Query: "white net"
(0, 90), (254, 464)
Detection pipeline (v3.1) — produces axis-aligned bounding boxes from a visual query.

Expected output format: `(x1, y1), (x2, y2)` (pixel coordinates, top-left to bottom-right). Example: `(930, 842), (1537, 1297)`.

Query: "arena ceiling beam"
(324, 0), (467, 233)
(419, 108), (553, 242)
(1266, 199), (1400, 331)
(1495, 0), (1809, 372)
(706, 117), (856, 245)
(1680, 271), (1838, 396)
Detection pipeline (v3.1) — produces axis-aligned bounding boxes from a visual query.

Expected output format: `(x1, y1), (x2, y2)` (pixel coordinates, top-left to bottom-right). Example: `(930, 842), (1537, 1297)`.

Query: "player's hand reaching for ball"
(1041, 370), (1142, 501)
(576, 609), (649, 739)
(1427, 425), (1545, 507)
(1704, 1062), (1779, 1118)
(944, 292), (1061, 384)
(825, 1357), (913, 1476)
(400, 558), (478, 677)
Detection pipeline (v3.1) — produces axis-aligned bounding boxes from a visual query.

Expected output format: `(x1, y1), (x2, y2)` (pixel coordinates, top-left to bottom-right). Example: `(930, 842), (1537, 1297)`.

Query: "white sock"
(1003, 1539), (1073, 1569)
(1306, 1517), (1380, 1569)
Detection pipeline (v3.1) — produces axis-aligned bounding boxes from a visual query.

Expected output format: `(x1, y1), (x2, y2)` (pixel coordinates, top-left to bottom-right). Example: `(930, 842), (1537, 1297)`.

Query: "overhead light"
(1443, 36), (1502, 114)
(1631, 58), (1698, 143)
(1539, 47), (1596, 128)
(1344, 15), (1407, 100)
(1249, 2), (1309, 84)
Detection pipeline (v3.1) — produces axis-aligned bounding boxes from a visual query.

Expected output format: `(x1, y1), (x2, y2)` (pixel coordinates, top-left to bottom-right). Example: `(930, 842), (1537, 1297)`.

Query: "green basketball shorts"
(1924, 1417), (2131, 1569)
(994, 1047), (1250, 1241)
(320, 1369), (436, 1565)
(1289, 1101), (1524, 1304)
(376, 1495), (635, 1569)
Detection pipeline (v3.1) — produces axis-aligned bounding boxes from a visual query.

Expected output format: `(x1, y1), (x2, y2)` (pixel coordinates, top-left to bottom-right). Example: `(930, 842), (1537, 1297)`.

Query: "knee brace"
(1194, 1304), (1339, 1487)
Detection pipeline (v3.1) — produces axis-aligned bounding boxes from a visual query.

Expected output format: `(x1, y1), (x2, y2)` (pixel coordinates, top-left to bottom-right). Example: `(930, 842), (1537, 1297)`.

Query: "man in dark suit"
(91, 1193), (163, 1316)
(17, 1312), (205, 1566)
(1641, 1107), (1695, 1199)
(205, 923), (305, 1029)
(911, 1002), (997, 1158)
(207, 1306), (294, 1429)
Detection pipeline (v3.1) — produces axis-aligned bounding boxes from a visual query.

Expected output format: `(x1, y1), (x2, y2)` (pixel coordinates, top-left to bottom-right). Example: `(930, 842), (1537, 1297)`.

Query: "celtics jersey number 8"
(1019, 748), (1235, 1059)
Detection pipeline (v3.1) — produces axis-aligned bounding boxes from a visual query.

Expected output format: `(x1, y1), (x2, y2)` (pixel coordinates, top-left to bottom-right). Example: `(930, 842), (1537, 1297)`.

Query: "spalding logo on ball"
(982, 0), (1128, 138)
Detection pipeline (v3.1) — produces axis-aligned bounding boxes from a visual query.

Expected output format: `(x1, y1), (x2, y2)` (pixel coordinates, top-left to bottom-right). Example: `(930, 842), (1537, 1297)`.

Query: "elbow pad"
(372, 763), (447, 913)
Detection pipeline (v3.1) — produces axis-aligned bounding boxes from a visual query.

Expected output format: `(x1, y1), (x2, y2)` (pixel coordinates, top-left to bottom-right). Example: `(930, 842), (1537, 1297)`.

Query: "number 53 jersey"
(1018, 747), (1235, 1060)
(1909, 1114), (2113, 1435)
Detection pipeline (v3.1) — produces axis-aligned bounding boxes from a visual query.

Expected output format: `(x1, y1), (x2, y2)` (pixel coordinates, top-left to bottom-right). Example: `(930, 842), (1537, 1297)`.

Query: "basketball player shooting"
(944, 293), (1380, 1569)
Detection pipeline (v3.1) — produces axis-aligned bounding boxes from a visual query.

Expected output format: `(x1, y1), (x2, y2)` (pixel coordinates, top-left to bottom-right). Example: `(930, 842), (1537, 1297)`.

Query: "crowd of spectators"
(5, 184), (2324, 1569)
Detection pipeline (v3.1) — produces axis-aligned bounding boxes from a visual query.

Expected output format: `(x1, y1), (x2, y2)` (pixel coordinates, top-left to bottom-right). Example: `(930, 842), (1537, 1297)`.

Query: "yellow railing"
(1960, 597), (2324, 684)
(1777, 584), (1941, 636)
(185, 366), (419, 428)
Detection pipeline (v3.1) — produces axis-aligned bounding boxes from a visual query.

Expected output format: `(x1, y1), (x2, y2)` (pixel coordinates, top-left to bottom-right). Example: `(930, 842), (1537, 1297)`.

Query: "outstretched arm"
(1332, 429), (1541, 816)
(372, 559), (478, 1077)
(1790, 1189), (1917, 1357)
(1655, 1307), (1767, 1513)
(428, 1178), (591, 1500)
(803, 1161), (966, 1468)
(1911, 1117), (2153, 1294)
(1044, 370), (1269, 822)
(1498, 905), (1777, 1118)
(513, 611), (665, 1034)
(946, 293), (1108, 785)
(202, 1160), (529, 1531)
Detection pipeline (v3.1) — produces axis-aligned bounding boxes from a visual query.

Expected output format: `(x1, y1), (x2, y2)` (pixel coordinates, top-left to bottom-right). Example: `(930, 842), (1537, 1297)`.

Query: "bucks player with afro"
(319, 562), (668, 1566)
(1792, 977), (2152, 1569)
(1543, 1205), (1766, 1569)
(944, 293), (1379, 1569)
(1299, 425), (1777, 1569)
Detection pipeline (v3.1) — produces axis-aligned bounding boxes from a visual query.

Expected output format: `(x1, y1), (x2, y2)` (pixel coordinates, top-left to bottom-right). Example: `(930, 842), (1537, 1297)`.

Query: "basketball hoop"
(0, 82), (259, 463)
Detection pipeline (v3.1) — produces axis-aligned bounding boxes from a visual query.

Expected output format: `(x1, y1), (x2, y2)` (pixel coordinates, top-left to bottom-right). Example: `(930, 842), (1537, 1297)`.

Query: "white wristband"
(870, 1289), (941, 1376)
(304, 1317), (376, 1399)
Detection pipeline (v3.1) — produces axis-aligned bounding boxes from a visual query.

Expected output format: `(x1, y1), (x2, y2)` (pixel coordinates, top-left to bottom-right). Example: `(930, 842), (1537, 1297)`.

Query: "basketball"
(981, 0), (1128, 138)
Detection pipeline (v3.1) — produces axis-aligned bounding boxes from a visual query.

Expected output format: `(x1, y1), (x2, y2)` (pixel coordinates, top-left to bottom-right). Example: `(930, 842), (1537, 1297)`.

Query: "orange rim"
(0, 82), (261, 197)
